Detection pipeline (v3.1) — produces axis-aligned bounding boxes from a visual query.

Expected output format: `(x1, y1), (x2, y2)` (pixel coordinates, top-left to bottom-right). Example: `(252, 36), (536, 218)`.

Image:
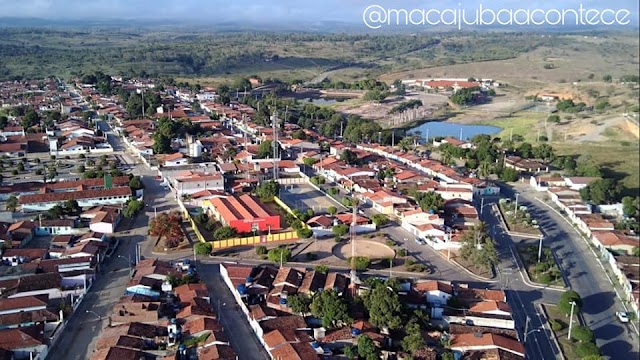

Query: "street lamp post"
(86, 310), (101, 320)
(567, 301), (577, 340)
(537, 235), (544, 263)
(117, 254), (132, 277)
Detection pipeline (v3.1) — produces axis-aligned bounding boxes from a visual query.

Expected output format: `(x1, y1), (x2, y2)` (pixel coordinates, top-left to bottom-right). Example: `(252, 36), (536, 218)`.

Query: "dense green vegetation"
(0, 28), (572, 81)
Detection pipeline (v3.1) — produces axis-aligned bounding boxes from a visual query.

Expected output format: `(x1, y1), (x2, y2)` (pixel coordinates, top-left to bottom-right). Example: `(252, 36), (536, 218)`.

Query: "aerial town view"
(0, 1), (637, 360)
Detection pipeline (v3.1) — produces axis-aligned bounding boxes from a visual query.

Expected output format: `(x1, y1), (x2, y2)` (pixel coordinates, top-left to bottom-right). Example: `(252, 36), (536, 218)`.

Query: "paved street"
(499, 183), (639, 360)
(198, 263), (270, 360)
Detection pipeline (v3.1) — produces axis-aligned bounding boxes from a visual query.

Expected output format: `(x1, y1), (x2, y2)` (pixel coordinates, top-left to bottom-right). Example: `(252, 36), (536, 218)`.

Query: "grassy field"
(551, 141), (640, 197)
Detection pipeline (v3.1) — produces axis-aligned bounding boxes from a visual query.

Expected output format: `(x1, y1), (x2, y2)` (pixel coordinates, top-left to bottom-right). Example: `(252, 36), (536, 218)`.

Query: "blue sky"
(0, 0), (637, 24)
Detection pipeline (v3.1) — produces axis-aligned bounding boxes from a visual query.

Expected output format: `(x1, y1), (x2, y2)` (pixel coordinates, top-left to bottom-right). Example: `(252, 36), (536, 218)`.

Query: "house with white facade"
(18, 187), (132, 212)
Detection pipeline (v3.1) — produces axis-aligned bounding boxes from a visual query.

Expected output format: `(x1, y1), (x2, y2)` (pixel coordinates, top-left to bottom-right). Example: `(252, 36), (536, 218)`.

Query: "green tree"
(602, 74), (612, 82)
(558, 290), (582, 315)
(579, 179), (622, 205)
(343, 345), (356, 360)
(255, 180), (280, 201)
(572, 325), (594, 342)
(129, 176), (144, 190)
(459, 222), (498, 270)
(16, 162), (24, 172)
(193, 212), (209, 225)
(122, 199), (144, 218)
(371, 214), (389, 227)
(315, 265), (329, 274)
(332, 224), (350, 237)
(327, 206), (337, 215)
(402, 322), (425, 353)
(256, 140), (278, 159)
(63, 200), (80, 215)
(363, 89), (386, 102)
(194, 242), (212, 255)
(214, 226), (237, 240)
(6, 195), (18, 212)
(547, 114), (561, 123)
(341, 149), (358, 165)
(288, 294), (312, 315)
(303, 157), (318, 167)
(442, 352), (455, 360)
(622, 196), (639, 219)
(499, 167), (519, 182)
(76, 164), (85, 173)
(267, 246), (292, 264)
(364, 283), (403, 329)
(310, 289), (352, 328)
(357, 335), (379, 360)
(413, 191), (444, 213)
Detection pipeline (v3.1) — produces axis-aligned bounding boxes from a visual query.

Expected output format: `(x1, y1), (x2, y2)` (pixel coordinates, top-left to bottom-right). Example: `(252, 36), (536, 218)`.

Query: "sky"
(0, 0), (637, 26)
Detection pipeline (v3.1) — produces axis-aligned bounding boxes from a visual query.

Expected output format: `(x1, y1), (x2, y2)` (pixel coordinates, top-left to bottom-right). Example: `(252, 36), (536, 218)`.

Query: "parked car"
(415, 238), (425, 245)
(616, 311), (630, 323)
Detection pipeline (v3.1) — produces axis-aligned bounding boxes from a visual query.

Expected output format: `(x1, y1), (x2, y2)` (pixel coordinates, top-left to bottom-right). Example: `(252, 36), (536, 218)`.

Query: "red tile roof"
(19, 186), (132, 205)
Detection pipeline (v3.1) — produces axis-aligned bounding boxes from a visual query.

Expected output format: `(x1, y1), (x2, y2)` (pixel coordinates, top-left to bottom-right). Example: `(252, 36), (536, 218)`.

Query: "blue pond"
(410, 122), (502, 141)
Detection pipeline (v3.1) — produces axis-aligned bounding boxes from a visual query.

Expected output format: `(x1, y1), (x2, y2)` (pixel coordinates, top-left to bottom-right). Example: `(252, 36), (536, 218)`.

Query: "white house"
(19, 187), (132, 212)
(414, 280), (453, 319)
(564, 177), (599, 191)
(163, 153), (189, 167)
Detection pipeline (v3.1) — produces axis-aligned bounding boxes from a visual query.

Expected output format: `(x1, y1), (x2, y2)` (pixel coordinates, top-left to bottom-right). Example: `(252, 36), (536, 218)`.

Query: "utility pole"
(392, 131), (395, 148)
(537, 234), (543, 263)
(510, 128), (513, 142)
(567, 301), (577, 340)
(480, 197), (485, 215)
(514, 193), (519, 217)
(272, 110), (279, 181)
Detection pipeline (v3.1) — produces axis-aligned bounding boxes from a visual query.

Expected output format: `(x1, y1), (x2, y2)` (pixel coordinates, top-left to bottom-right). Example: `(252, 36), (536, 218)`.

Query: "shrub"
(558, 290), (582, 315)
(194, 242), (212, 255)
(572, 326), (594, 342)
(297, 228), (313, 239)
(315, 265), (329, 274)
(255, 246), (267, 255)
(385, 240), (396, 247)
(537, 273), (552, 284)
(550, 319), (565, 331)
(404, 258), (416, 266)
(575, 342), (601, 357)
(397, 248), (408, 257)
(267, 246), (292, 264)
(346, 256), (370, 271)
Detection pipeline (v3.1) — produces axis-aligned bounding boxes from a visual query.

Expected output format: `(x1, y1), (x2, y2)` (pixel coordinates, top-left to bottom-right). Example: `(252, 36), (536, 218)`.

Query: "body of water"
(299, 96), (350, 105)
(410, 122), (502, 141)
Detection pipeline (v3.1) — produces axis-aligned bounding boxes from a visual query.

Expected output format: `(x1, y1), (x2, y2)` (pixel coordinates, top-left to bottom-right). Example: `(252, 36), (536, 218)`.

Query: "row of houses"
(220, 263), (526, 360)
(91, 258), (238, 360)
(1, 175), (134, 213)
(530, 175), (640, 315)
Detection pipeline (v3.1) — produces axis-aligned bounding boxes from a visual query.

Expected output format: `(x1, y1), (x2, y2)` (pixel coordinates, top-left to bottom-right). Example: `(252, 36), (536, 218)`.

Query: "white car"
(616, 311), (630, 323)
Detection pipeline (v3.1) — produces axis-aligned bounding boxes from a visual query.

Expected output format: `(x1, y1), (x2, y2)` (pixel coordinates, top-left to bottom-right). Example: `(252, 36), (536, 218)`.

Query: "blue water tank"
(351, 328), (361, 336)
(429, 209), (435, 214)
(311, 341), (320, 349)
(237, 284), (247, 295)
(279, 297), (287, 305)
(246, 276), (253, 284)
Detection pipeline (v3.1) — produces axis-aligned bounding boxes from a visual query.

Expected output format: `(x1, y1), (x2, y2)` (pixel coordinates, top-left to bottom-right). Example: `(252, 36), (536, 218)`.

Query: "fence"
(209, 231), (299, 249)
